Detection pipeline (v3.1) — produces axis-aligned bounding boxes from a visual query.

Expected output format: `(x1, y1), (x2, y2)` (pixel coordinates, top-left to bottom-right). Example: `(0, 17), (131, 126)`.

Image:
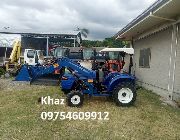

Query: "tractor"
(60, 48), (136, 107)
(15, 48), (136, 107)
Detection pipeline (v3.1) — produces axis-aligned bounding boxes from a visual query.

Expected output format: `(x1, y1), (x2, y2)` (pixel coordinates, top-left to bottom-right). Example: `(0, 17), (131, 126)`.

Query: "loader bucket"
(15, 65), (31, 81)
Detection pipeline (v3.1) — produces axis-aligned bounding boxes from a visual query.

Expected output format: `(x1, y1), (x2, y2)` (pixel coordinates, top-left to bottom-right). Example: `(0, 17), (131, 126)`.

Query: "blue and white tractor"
(15, 48), (136, 107)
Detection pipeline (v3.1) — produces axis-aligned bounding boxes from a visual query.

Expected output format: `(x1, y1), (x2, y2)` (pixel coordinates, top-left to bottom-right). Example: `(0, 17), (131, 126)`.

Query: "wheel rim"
(118, 88), (133, 103)
(71, 95), (81, 105)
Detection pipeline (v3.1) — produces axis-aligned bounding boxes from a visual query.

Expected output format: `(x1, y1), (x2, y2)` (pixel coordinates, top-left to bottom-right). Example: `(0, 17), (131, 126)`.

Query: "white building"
(115, 0), (180, 101)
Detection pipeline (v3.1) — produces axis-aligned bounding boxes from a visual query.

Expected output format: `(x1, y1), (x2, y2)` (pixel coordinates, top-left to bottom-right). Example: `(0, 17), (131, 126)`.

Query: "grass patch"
(0, 82), (180, 140)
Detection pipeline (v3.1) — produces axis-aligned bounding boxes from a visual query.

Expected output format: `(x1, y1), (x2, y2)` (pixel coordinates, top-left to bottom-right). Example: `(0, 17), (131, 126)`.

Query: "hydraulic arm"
(15, 57), (96, 81)
(9, 40), (21, 63)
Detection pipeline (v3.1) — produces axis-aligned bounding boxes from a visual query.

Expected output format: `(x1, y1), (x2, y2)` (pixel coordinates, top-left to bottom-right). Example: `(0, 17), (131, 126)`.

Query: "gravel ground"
(0, 78), (46, 92)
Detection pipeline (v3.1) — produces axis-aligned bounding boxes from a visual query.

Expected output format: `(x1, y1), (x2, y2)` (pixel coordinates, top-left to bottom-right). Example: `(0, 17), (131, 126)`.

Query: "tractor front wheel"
(67, 91), (84, 107)
(113, 82), (136, 107)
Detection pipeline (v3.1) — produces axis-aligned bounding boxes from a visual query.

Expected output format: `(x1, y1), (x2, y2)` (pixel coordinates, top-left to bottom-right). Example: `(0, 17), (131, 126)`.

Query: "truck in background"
(0, 40), (45, 75)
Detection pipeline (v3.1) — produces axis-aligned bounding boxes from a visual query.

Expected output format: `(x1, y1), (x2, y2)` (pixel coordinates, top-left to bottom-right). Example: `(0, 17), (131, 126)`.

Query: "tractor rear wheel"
(113, 82), (136, 107)
(67, 91), (84, 107)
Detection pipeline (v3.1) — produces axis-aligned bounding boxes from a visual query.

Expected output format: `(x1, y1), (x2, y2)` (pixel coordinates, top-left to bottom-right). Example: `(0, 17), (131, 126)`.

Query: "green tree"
(82, 37), (129, 48)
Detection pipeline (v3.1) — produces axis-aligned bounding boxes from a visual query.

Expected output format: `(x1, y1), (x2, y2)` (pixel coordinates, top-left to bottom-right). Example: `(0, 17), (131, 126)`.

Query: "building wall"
(21, 37), (47, 55)
(173, 23), (180, 100)
(133, 27), (173, 99)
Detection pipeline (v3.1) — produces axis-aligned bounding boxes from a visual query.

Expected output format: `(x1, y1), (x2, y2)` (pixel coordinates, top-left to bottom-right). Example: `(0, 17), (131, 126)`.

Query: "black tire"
(113, 82), (136, 107)
(62, 89), (71, 94)
(67, 91), (84, 107)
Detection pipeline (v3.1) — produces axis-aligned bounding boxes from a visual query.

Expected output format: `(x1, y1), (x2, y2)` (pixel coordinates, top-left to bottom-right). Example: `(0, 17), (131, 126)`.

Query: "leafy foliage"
(82, 37), (130, 48)
(0, 68), (5, 76)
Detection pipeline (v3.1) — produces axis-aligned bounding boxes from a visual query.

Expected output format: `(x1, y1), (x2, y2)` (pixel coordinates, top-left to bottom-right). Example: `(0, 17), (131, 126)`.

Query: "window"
(139, 48), (151, 68)
(27, 50), (35, 58)
(55, 48), (64, 58)
(108, 52), (123, 60)
(83, 49), (94, 59)
(69, 52), (83, 59)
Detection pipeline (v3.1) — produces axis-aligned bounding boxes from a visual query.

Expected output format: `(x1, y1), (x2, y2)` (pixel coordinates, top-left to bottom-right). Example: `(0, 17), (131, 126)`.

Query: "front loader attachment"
(15, 57), (96, 82)
(15, 64), (56, 82)
(15, 65), (31, 81)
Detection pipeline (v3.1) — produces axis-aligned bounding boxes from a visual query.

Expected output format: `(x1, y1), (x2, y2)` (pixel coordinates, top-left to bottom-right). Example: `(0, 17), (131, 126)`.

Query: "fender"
(61, 73), (76, 90)
(107, 74), (135, 92)
(103, 72), (120, 86)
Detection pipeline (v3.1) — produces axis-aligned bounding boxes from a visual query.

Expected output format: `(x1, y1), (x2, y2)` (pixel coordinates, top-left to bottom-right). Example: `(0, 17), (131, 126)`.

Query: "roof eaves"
(0, 30), (81, 36)
(115, 0), (170, 38)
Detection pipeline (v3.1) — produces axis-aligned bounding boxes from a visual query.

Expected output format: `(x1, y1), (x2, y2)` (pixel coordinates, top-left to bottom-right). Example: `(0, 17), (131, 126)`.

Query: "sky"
(0, 0), (157, 41)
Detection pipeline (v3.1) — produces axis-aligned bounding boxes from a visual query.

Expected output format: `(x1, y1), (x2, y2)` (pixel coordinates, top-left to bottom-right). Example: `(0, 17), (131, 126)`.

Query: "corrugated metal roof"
(0, 29), (81, 36)
(114, 0), (179, 39)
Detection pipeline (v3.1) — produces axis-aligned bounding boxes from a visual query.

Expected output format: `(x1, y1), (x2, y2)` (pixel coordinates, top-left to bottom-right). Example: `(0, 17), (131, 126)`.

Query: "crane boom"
(9, 40), (21, 63)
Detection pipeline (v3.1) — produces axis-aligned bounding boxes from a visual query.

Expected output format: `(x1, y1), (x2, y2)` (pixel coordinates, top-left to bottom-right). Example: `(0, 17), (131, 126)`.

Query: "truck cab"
(24, 49), (44, 65)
